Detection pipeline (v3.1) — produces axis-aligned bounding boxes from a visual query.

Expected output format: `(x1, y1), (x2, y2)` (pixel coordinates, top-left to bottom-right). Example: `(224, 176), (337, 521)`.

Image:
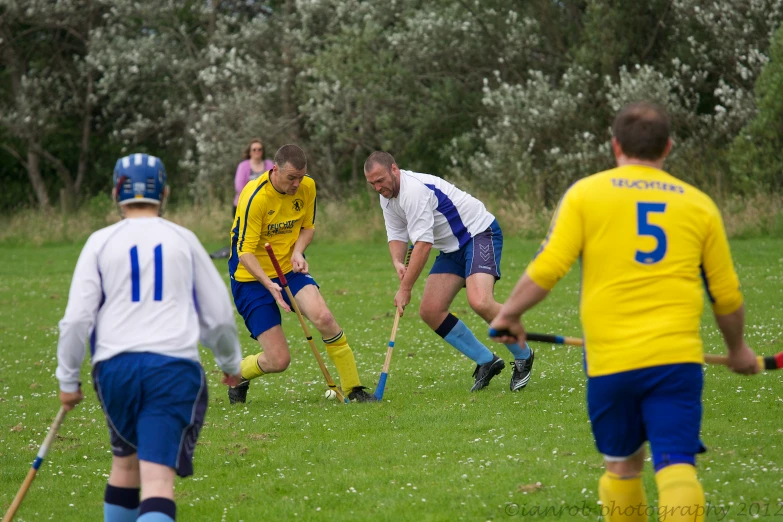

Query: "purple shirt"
(234, 159), (274, 205)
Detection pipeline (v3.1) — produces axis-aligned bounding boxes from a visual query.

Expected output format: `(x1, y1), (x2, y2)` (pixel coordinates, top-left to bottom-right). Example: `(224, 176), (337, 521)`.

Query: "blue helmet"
(113, 153), (167, 205)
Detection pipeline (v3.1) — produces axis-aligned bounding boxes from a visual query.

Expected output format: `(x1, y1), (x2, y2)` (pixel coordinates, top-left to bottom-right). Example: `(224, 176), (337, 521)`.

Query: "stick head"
(765, 352), (783, 370)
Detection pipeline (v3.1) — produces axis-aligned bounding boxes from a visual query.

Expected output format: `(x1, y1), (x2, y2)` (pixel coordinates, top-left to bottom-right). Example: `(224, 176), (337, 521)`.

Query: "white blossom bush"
(454, 0), (783, 201)
(447, 66), (608, 205)
(3, 0), (783, 211)
(86, 1), (282, 199)
(296, 0), (552, 188)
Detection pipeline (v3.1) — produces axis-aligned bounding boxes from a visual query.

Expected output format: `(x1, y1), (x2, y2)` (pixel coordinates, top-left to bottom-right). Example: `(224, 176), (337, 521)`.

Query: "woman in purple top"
(212, 138), (274, 259)
(233, 138), (274, 214)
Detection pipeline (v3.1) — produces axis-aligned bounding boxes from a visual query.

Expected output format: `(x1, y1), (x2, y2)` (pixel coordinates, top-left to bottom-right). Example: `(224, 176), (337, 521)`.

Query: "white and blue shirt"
(56, 217), (242, 392)
(380, 170), (495, 253)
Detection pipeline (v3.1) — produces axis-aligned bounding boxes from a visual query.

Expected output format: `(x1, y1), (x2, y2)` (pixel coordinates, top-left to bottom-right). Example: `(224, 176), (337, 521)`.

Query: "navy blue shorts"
(231, 271), (319, 338)
(587, 363), (706, 463)
(93, 352), (208, 478)
(430, 219), (502, 280)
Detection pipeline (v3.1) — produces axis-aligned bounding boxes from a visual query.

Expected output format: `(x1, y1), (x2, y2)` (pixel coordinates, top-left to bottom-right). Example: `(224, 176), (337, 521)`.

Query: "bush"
(728, 24), (783, 194)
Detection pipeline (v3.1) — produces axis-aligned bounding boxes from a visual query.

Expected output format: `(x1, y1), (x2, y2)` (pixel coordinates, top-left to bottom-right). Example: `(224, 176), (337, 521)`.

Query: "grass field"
(0, 238), (781, 521)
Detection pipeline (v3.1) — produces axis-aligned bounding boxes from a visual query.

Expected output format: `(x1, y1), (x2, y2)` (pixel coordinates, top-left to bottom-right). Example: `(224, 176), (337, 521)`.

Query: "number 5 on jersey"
(636, 202), (667, 264)
(130, 245), (163, 301)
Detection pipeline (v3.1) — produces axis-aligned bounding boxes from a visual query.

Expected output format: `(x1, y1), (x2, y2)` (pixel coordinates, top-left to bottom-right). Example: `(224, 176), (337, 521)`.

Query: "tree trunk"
(280, 0), (301, 141)
(26, 148), (50, 209)
(1, 26), (51, 210)
(351, 145), (360, 188)
(75, 69), (94, 196)
(75, 7), (95, 199)
(535, 172), (547, 209)
(31, 143), (76, 212)
(208, 0), (221, 37)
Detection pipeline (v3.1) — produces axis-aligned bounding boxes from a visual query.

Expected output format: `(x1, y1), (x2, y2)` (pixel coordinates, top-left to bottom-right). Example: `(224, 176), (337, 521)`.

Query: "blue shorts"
(587, 363), (706, 464)
(231, 271), (319, 338)
(429, 219), (502, 280)
(92, 352), (208, 478)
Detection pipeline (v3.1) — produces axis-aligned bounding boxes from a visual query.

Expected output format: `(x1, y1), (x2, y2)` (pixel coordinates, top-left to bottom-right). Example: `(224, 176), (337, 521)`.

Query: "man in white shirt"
(364, 151), (534, 392)
(56, 153), (243, 522)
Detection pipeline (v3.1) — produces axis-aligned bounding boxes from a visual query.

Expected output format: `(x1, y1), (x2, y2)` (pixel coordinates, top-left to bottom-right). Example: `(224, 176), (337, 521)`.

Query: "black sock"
(104, 484), (140, 509)
(139, 497), (177, 520)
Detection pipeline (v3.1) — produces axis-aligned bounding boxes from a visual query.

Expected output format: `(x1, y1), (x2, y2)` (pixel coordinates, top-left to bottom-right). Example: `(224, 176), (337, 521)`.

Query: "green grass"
(0, 239), (781, 521)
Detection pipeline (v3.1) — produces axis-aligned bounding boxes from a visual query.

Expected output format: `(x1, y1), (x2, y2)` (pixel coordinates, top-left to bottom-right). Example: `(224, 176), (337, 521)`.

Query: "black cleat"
(348, 386), (378, 403)
(510, 349), (535, 391)
(471, 355), (505, 392)
(228, 379), (250, 404)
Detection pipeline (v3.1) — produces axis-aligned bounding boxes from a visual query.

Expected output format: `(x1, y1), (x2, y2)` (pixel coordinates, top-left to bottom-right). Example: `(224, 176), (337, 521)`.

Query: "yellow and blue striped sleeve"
(526, 184), (584, 290)
(701, 201), (743, 315)
(236, 184), (266, 257)
(303, 179), (316, 229)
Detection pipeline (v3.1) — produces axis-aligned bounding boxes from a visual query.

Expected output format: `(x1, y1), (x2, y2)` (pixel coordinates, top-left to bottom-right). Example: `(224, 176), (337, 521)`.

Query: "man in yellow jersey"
(489, 102), (759, 522)
(227, 144), (376, 403)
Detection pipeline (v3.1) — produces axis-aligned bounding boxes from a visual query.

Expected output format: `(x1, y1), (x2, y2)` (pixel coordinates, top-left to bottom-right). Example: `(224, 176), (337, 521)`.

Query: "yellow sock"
(598, 471), (648, 522)
(323, 331), (360, 392)
(240, 353), (265, 381)
(655, 464), (705, 522)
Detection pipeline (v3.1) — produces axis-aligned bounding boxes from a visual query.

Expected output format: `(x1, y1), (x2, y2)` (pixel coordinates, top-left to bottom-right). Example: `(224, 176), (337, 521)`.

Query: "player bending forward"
(228, 144), (377, 403)
(364, 151), (534, 392)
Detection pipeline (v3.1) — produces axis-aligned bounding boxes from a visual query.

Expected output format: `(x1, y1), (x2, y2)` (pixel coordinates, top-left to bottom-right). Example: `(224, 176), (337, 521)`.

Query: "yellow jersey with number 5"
(526, 164), (742, 377)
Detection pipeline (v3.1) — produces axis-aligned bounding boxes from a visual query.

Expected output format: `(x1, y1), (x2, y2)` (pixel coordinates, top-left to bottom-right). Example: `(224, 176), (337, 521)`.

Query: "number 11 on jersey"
(130, 244), (163, 302)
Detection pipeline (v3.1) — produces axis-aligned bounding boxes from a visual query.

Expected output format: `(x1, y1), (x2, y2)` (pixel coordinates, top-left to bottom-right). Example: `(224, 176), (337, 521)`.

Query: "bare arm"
(291, 228), (314, 273)
(489, 273), (550, 344)
(294, 227), (314, 254)
(389, 239), (408, 280)
(489, 184), (582, 343)
(393, 241), (432, 315)
(400, 241), (432, 291)
(714, 304), (758, 374)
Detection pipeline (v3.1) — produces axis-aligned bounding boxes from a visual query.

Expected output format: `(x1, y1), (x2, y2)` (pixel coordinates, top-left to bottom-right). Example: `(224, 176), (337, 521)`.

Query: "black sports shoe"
(471, 355), (505, 391)
(348, 386), (378, 403)
(510, 349), (535, 391)
(228, 379), (250, 404)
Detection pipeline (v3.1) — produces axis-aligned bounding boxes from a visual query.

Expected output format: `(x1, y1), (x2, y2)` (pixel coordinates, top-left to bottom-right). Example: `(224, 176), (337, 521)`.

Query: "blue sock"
(104, 504), (139, 522)
(505, 342), (531, 360)
(104, 484), (139, 522)
(436, 313), (494, 364)
(137, 514), (175, 522)
(138, 497), (176, 522)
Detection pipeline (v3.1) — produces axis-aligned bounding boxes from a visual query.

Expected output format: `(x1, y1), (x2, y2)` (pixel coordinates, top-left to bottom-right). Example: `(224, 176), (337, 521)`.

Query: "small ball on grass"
(325, 389), (338, 400)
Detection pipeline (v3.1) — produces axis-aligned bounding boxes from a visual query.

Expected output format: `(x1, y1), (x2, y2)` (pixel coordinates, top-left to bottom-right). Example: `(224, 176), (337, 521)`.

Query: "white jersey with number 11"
(56, 217), (241, 392)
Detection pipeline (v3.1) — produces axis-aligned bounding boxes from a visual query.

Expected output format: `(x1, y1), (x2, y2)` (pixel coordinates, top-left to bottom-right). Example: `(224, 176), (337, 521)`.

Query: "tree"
(2, 0), (781, 214)
(454, 0), (783, 202)
(729, 23), (783, 193)
(0, 0), (105, 210)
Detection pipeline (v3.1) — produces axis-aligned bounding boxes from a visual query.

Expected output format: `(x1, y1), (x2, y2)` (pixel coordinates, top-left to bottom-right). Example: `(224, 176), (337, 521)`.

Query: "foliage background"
(1, 0), (782, 215)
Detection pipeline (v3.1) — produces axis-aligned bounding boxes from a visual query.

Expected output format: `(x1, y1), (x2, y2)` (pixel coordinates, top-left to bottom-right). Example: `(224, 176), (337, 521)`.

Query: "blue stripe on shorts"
(429, 219), (502, 280)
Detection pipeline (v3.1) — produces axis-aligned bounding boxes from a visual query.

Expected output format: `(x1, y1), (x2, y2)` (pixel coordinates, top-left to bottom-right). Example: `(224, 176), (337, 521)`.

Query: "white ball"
(324, 389), (338, 400)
